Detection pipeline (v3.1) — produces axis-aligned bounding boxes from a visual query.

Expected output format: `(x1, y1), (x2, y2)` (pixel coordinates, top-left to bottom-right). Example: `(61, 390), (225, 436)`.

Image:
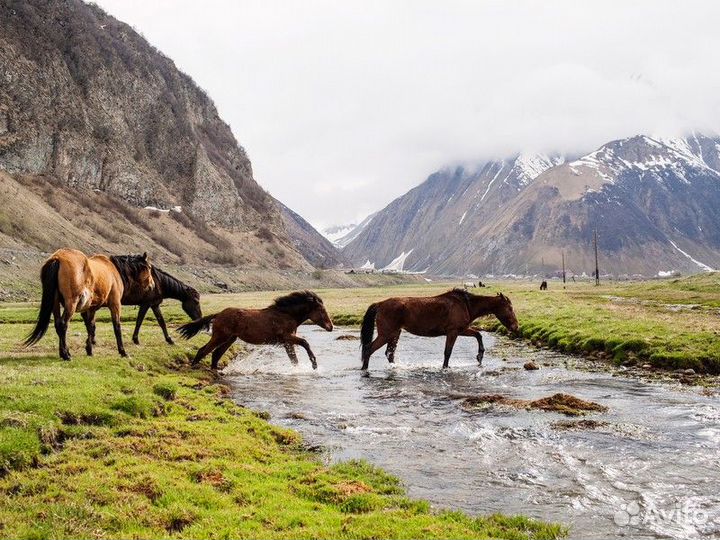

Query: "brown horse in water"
(177, 291), (333, 369)
(24, 249), (154, 360)
(360, 289), (519, 370)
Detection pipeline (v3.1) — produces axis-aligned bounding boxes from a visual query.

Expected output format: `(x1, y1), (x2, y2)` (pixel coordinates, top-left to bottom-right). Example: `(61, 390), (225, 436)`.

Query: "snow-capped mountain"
(323, 224), (357, 244)
(323, 212), (377, 248)
(343, 134), (720, 276)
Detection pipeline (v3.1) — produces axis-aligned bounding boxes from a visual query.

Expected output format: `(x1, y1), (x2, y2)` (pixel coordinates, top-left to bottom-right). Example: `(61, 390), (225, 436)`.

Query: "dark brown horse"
(177, 291), (333, 369)
(123, 267), (202, 345)
(24, 249), (154, 360)
(360, 289), (519, 370)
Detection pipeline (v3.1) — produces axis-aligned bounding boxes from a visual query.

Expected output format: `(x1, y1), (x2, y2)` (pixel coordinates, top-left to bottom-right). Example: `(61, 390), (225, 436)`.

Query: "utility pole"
(593, 229), (600, 286)
(562, 251), (566, 286)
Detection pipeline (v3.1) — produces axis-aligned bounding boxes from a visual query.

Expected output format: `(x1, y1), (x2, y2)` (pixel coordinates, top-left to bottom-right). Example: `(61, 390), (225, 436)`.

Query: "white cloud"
(96, 0), (720, 229)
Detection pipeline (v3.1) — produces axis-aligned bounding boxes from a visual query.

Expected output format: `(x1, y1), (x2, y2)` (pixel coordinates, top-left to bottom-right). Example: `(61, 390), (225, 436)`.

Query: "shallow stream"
(224, 328), (720, 539)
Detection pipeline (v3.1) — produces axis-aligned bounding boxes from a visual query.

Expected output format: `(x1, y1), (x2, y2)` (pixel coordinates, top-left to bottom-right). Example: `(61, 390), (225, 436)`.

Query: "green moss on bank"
(0, 308), (563, 539)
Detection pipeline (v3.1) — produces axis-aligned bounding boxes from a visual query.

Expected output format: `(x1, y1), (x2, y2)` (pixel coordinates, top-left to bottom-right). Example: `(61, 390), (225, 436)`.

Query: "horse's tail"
(24, 258), (60, 347)
(360, 303), (378, 359)
(177, 313), (216, 340)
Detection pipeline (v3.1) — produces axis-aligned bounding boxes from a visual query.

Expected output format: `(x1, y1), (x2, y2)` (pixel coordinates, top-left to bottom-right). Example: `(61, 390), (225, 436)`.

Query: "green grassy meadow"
(0, 299), (564, 539)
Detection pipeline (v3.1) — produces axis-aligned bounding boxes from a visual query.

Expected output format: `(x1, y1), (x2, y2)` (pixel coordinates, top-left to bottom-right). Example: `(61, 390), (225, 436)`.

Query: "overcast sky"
(96, 1), (720, 230)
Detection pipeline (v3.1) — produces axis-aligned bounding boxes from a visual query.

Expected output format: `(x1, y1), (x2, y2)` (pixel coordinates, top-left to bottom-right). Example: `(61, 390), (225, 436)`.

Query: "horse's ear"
(142, 252), (148, 261)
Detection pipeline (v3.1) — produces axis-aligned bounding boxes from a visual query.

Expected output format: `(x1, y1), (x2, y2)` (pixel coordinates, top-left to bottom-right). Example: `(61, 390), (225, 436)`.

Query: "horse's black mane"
(447, 288), (473, 303)
(110, 254), (150, 287)
(272, 290), (323, 317)
(153, 267), (198, 300)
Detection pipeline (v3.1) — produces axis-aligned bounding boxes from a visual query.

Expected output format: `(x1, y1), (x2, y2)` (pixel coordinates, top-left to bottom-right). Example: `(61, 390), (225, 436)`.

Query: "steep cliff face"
(344, 135), (720, 276)
(0, 0), (279, 229)
(0, 0), (346, 270)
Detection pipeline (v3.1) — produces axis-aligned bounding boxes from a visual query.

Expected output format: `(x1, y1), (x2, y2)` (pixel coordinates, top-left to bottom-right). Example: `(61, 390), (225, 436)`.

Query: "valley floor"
(0, 273), (716, 538)
(0, 302), (562, 539)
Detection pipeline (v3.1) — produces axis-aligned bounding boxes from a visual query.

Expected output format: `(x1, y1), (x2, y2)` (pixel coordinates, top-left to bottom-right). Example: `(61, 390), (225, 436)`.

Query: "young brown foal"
(177, 291), (333, 369)
(360, 289), (519, 370)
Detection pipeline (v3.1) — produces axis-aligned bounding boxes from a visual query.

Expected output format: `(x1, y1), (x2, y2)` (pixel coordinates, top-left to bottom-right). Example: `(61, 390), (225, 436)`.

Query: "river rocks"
(551, 419), (610, 431)
(463, 393), (607, 416)
(524, 361), (540, 370)
(335, 334), (360, 341)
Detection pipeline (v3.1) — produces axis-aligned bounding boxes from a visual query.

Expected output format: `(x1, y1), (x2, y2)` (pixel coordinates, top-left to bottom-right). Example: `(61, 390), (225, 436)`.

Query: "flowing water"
(223, 328), (720, 539)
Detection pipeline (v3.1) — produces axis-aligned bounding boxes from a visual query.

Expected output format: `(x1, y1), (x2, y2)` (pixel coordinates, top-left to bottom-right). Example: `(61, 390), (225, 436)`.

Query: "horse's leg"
(192, 332), (225, 366)
(52, 298), (70, 361)
(284, 342), (299, 365)
(132, 305), (150, 345)
(151, 305), (174, 345)
(385, 332), (401, 363)
(460, 327), (485, 364)
(81, 309), (97, 356)
(108, 302), (127, 357)
(362, 335), (388, 370)
(286, 335), (317, 370)
(443, 331), (459, 369)
(59, 300), (76, 361)
(210, 338), (235, 370)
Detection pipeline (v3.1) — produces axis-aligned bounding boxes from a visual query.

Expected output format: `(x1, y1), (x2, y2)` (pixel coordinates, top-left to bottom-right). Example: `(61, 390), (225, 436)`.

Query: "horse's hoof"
(86, 348), (93, 357)
(166, 338), (175, 345)
(119, 351), (128, 358)
(477, 354), (484, 364)
(132, 337), (140, 345)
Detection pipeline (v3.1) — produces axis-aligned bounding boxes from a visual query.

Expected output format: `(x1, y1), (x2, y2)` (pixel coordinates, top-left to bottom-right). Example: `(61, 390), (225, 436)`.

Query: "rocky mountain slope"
(278, 202), (348, 268)
(0, 0), (338, 271)
(344, 134), (720, 276)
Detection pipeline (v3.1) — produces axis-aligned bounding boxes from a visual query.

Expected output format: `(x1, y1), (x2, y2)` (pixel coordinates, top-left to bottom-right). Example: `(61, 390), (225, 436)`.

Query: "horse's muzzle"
(324, 322), (334, 332)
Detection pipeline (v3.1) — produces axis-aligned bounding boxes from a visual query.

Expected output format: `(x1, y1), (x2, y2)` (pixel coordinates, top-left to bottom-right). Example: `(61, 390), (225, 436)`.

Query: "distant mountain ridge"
(323, 213), (377, 248)
(343, 133), (720, 276)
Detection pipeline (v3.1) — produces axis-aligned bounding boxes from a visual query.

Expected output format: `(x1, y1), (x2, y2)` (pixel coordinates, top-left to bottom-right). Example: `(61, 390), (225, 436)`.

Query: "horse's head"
(137, 252), (154, 292)
(182, 288), (203, 320)
(307, 293), (333, 332)
(494, 293), (519, 335)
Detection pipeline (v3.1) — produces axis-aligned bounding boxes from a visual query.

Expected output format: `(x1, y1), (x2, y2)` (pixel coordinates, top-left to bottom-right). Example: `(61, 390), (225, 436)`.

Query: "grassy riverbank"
(0, 307), (563, 539)
(188, 273), (720, 374)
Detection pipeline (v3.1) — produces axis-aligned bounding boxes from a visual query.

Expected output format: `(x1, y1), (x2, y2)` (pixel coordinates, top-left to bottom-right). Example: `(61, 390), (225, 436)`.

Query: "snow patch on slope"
(478, 161), (505, 202)
(383, 249), (414, 272)
(512, 153), (566, 185)
(668, 240), (714, 272)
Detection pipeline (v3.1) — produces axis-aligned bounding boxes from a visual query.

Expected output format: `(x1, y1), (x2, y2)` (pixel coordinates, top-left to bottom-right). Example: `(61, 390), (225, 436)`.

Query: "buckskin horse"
(360, 289), (519, 370)
(24, 249), (154, 360)
(177, 291), (333, 369)
(125, 267), (202, 345)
